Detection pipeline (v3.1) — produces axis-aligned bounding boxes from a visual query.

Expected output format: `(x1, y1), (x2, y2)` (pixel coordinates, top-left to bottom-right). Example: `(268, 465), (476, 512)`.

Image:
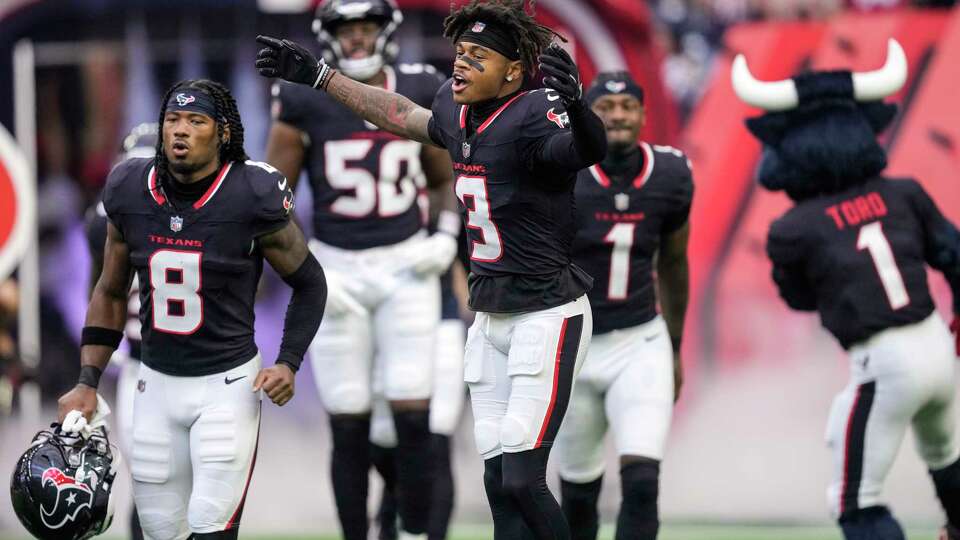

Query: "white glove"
(409, 232), (459, 277)
(324, 268), (366, 317)
(62, 393), (112, 439)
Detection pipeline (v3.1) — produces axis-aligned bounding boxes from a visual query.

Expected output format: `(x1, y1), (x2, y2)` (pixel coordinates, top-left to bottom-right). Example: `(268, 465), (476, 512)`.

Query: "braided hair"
(442, 0), (564, 76)
(154, 79), (248, 179)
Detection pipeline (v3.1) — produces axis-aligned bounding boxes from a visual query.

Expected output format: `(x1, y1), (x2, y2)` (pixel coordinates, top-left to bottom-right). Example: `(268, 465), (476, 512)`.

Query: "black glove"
(255, 35), (333, 89)
(539, 43), (584, 109)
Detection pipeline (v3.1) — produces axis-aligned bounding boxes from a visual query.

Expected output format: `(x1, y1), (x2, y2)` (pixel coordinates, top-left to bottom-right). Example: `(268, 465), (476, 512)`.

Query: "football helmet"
(312, 0), (403, 81)
(119, 122), (158, 161)
(10, 424), (118, 540)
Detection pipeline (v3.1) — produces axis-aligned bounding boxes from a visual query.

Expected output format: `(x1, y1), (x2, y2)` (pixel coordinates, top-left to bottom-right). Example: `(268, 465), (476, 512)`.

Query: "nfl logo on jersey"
(170, 215), (183, 232)
(462, 142), (471, 158)
(472, 21), (486, 32)
(615, 193), (630, 211)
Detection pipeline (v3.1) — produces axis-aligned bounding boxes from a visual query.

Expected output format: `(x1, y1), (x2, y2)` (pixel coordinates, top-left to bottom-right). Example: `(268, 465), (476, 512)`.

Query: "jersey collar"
(146, 161), (234, 210)
(588, 142), (655, 189)
(458, 91), (528, 134)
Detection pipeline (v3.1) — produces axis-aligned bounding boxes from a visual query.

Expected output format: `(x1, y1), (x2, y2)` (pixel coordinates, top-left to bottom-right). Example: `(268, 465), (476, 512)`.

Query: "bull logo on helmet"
(605, 80), (627, 94)
(39, 468), (94, 529)
(175, 93), (196, 107)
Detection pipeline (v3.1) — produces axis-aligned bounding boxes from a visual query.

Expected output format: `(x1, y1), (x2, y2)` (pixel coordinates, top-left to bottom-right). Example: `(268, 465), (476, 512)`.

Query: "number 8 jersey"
(571, 143), (693, 334)
(102, 157), (294, 376)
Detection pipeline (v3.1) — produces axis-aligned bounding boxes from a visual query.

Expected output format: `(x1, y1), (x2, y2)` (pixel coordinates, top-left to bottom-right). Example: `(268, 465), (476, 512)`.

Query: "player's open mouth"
(171, 141), (190, 158)
(452, 73), (470, 93)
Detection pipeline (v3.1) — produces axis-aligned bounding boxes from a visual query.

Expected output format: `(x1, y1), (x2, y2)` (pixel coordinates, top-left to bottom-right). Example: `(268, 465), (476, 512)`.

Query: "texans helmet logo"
(175, 93), (196, 107)
(605, 80), (627, 93)
(282, 193), (295, 214)
(546, 108), (570, 129)
(39, 468), (94, 529)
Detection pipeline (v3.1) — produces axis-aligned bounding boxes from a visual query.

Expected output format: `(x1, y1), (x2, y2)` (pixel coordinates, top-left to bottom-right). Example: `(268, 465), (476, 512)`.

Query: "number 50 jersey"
(273, 64), (444, 249)
(102, 157), (294, 376)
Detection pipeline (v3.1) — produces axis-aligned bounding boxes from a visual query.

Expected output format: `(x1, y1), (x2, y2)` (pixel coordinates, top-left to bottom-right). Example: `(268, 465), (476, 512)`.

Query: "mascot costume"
(733, 39), (960, 540)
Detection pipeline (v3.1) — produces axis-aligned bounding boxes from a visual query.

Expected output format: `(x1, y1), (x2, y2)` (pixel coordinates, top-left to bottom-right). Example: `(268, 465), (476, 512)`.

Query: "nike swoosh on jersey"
(546, 92), (560, 101)
(278, 178), (287, 191)
(224, 375), (247, 385)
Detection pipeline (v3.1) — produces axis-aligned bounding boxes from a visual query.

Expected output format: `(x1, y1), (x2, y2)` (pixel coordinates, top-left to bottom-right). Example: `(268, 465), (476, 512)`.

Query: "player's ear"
(506, 60), (522, 84)
(220, 124), (231, 146)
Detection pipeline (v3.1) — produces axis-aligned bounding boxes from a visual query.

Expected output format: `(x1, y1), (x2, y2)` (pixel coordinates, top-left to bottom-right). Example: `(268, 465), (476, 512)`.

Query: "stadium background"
(0, 0), (958, 537)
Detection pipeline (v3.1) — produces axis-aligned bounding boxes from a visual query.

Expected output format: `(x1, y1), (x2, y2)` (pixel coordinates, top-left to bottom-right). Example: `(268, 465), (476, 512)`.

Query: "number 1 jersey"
(767, 176), (953, 348)
(572, 143), (693, 334)
(102, 157), (294, 376)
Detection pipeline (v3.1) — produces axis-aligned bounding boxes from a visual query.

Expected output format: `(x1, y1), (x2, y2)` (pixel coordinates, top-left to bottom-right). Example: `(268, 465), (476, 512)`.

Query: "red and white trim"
(634, 142), (655, 188)
(587, 164), (611, 188)
(535, 317), (570, 448)
(225, 405), (261, 530)
(147, 166), (166, 206)
(192, 161), (233, 209)
(458, 92), (529, 134)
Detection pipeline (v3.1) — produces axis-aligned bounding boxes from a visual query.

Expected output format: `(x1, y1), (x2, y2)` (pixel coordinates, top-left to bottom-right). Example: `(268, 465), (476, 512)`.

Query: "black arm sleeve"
(531, 103), (607, 172)
(767, 219), (818, 312)
(910, 180), (960, 313)
(276, 254), (327, 372)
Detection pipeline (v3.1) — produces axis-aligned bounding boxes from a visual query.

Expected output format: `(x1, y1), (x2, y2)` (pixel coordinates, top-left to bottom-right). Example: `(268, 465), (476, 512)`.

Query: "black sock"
(429, 434), (455, 540)
(561, 477), (602, 540)
(484, 455), (536, 540)
(131, 503), (144, 540)
(616, 460), (659, 540)
(372, 443), (399, 540)
(501, 447), (570, 540)
(330, 415), (372, 540)
(932, 457), (960, 528)
(838, 506), (905, 540)
(393, 409), (434, 534)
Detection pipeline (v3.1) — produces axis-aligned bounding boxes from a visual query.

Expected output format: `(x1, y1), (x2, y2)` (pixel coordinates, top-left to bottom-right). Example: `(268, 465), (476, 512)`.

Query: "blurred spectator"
(0, 279), (21, 416)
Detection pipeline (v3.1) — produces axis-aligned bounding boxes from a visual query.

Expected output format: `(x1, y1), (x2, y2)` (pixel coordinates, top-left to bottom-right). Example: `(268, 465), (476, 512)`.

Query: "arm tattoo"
(327, 74), (436, 146)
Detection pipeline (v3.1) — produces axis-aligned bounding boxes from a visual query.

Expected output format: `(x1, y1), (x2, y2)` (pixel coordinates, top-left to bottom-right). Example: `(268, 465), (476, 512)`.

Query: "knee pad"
(838, 506), (905, 540)
(500, 414), (531, 453)
(324, 383), (372, 415)
(474, 418), (502, 458)
(135, 493), (189, 540)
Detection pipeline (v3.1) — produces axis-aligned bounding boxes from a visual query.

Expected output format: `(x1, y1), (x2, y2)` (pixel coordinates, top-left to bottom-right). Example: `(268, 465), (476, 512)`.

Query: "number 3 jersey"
(102, 157), (294, 376)
(767, 176), (960, 349)
(572, 143), (693, 334)
(273, 64), (444, 249)
(427, 82), (594, 314)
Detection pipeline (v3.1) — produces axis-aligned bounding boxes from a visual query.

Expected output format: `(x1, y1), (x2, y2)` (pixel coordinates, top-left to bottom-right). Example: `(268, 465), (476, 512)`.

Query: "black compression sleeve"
(535, 103), (608, 172)
(277, 254), (327, 372)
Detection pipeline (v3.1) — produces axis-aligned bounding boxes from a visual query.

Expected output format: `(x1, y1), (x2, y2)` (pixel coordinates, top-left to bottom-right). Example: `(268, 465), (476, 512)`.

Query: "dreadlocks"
(154, 79), (248, 178)
(442, 0), (564, 76)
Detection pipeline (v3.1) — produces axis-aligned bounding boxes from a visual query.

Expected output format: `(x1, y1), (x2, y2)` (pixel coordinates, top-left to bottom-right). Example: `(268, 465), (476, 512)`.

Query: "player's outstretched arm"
(58, 222), (132, 422)
(657, 222), (690, 403)
(257, 220), (327, 406)
(255, 35), (436, 146)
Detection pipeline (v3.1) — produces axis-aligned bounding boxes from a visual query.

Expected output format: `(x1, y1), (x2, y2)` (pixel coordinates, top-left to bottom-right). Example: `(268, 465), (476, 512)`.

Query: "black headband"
(166, 90), (218, 120)
(458, 20), (520, 62)
(586, 72), (645, 105)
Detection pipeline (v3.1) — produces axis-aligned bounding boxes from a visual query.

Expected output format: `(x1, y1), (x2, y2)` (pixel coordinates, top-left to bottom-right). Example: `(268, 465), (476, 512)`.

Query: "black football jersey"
(102, 157), (294, 376)
(572, 143), (693, 334)
(767, 176), (949, 348)
(427, 82), (593, 313)
(85, 200), (143, 359)
(274, 64), (444, 249)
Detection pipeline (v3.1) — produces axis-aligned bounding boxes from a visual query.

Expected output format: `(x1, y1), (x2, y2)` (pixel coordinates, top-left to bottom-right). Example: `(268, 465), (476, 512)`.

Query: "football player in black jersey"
(734, 41), (960, 540)
(255, 0), (607, 537)
(265, 1), (462, 538)
(85, 122), (158, 540)
(58, 79), (327, 540)
(555, 72), (692, 540)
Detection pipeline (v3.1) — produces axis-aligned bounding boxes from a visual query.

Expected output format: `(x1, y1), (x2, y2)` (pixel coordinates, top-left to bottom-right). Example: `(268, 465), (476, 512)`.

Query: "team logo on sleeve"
(282, 193), (295, 215)
(546, 108), (570, 129)
(175, 93), (196, 107)
(39, 468), (94, 529)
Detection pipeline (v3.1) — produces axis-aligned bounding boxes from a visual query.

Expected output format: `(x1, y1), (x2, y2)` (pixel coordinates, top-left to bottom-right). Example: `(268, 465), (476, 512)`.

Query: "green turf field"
(2, 523), (941, 540)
